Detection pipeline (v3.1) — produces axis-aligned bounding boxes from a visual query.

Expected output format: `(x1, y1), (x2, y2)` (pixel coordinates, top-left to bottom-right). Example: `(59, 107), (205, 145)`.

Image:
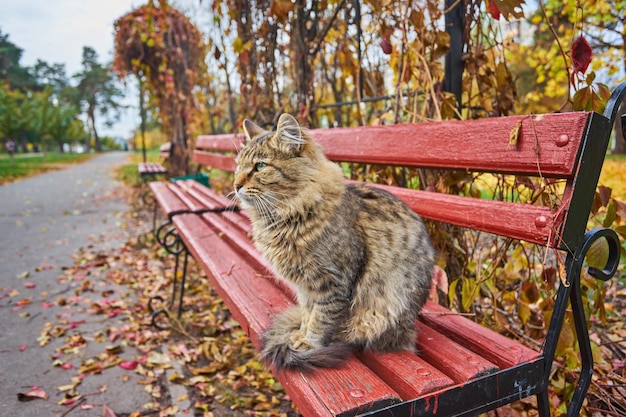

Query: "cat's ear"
(275, 113), (305, 153)
(243, 119), (266, 142)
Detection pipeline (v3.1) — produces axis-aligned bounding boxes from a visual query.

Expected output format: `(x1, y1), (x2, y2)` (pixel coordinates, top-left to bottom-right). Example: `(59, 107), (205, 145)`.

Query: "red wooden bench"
(146, 83), (626, 416)
(138, 141), (171, 178)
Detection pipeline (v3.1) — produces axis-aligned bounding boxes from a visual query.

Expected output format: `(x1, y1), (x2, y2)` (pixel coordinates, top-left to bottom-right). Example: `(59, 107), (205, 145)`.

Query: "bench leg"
(536, 390), (550, 417)
(149, 224), (190, 330)
(541, 228), (621, 417)
(152, 199), (160, 236)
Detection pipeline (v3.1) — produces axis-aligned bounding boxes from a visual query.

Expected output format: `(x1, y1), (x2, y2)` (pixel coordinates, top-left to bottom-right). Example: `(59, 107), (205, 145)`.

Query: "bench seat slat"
(356, 350), (455, 401)
(148, 182), (190, 217)
(172, 214), (288, 340)
(167, 183), (206, 213)
(172, 213), (402, 417)
(421, 302), (539, 370)
(180, 180), (238, 212)
(414, 322), (499, 382)
(139, 162), (167, 174)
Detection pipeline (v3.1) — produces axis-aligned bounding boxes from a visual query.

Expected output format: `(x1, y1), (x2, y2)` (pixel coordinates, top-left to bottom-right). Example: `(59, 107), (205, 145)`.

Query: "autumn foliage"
(113, 0), (206, 175)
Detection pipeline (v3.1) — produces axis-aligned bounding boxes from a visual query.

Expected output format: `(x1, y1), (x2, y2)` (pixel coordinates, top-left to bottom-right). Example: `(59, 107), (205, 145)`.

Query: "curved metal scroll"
(150, 220), (190, 330)
(542, 228), (621, 417)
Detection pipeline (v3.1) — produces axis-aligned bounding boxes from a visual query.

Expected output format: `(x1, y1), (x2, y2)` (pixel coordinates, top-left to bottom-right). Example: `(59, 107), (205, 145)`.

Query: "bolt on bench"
(146, 83), (626, 416)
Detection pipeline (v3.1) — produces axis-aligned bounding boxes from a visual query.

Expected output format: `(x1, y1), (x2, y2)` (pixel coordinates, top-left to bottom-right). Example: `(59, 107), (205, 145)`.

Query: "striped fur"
(234, 113), (434, 371)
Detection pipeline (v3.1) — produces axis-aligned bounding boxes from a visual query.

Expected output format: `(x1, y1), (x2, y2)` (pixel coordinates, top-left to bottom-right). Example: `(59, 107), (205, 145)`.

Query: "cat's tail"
(261, 307), (352, 372)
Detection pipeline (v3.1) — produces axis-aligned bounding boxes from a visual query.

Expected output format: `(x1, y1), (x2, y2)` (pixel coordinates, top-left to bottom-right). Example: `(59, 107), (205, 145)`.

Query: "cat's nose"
(234, 182), (242, 192)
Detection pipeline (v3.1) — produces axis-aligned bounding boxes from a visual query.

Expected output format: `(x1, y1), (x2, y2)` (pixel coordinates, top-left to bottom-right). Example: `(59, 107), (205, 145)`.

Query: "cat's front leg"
(289, 305), (315, 350)
(290, 301), (345, 351)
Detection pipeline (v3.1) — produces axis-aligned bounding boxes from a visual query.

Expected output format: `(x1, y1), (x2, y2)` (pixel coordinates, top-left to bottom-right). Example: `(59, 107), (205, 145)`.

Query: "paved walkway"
(0, 152), (154, 416)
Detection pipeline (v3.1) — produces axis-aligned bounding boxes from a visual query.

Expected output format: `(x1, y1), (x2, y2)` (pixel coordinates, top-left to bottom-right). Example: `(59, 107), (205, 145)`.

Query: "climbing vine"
(113, 0), (206, 175)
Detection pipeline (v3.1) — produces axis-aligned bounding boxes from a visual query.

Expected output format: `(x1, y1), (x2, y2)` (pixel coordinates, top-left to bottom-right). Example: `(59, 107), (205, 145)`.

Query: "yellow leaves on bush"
(599, 157), (626, 201)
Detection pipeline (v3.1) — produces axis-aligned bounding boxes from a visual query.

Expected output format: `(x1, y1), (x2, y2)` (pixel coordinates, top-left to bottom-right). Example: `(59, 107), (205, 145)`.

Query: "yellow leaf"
(509, 121), (522, 146)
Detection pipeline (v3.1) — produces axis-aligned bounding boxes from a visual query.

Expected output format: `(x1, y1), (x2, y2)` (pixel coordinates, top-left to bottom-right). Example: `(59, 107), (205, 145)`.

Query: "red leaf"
(17, 387), (49, 402)
(119, 360), (138, 370)
(487, 0), (501, 19)
(19, 344), (28, 352)
(571, 36), (592, 75)
(380, 39), (392, 55)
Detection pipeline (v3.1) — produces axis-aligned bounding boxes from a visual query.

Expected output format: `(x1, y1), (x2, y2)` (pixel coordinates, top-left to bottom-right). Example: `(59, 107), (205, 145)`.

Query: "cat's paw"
(289, 331), (311, 351)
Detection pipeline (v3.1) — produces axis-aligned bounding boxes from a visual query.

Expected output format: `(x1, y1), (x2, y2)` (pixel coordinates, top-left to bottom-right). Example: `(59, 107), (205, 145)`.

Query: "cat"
(234, 113), (434, 371)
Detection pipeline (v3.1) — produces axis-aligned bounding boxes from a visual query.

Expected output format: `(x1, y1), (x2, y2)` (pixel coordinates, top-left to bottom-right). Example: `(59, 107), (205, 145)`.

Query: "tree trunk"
(168, 107), (190, 177)
(87, 104), (102, 152)
(20, 131), (27, 153)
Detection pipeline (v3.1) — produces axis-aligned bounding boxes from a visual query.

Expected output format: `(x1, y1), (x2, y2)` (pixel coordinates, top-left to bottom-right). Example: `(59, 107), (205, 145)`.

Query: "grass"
(0, 152), (95, 185)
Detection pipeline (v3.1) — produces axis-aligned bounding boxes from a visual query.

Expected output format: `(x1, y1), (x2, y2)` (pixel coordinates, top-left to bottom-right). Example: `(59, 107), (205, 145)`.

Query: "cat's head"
(234, 113), (339, 216)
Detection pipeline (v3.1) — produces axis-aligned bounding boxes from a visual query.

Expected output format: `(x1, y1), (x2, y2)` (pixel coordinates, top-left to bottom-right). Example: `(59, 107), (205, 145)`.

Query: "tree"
(31, 87), (84, 152)
(0, 30), (37, 91)
(113, 0), (206, 176)
(74, 47), (123, 152)
(31, 59), (69, 93)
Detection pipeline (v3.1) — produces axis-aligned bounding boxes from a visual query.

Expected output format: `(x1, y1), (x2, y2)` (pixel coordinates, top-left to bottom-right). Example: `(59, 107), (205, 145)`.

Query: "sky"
(0, 0), (153, 139)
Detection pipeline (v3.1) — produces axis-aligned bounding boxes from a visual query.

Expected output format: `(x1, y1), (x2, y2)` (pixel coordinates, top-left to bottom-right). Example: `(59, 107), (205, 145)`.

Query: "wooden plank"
(192, 151), (238, 172)
(196, 133), (243, 152)
(193, 113), (589, 178)
(362, 183), (557, 245)
(276, 365), (400, 417)
(201, 211), (297, 301)
(172, 213), (402, 417)
(420, 302), (539, 370)
(414, 322), (498, 382)
(139, 162), (167, 174)
(167, 183), (206, 212)
(148, 182), (189, 217)
(356, 350), (454, 401)
(312, 113), (590, 177)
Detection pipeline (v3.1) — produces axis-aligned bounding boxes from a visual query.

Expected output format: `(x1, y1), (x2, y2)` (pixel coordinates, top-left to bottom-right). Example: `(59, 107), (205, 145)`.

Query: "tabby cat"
(234, 113), (434, 371)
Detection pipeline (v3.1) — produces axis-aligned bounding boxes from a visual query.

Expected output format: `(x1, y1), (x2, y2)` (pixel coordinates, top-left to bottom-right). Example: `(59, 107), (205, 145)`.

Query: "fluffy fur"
(234, 113), (434, 371)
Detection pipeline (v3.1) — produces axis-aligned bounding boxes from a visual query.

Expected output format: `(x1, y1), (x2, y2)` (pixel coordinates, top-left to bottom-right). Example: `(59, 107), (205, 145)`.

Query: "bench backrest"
(194, 110), (614, 254)
(159, 141), (172, 159)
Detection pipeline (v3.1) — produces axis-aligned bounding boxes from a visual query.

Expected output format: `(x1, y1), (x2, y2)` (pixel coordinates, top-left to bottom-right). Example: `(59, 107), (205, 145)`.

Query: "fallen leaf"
(103, 404), (117, 417)
(17, 387), (48, 402)
(119, 360), (138, 370)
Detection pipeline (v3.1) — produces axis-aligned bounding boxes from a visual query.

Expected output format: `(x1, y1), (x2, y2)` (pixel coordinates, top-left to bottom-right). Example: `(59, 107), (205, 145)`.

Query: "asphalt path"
(0, 152), (155, 417)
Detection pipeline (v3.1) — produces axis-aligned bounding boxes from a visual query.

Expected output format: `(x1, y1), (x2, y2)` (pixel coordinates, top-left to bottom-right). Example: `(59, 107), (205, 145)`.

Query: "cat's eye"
(255, 162), (267, 171)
